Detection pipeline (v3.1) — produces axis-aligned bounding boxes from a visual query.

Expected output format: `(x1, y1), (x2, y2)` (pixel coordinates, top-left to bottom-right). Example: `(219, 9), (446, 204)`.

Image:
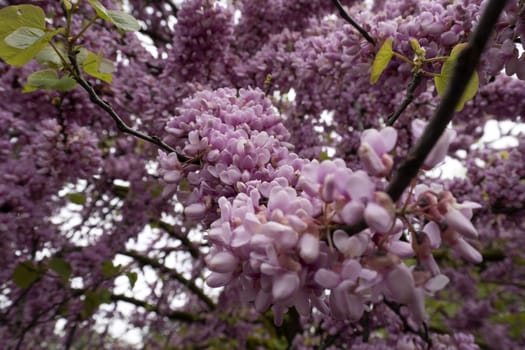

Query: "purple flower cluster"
(204, 149), (469, 326)
(159, 87), (300, 221)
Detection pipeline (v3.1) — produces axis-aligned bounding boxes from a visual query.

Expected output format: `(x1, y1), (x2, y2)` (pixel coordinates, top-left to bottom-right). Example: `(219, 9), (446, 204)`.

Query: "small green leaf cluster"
(0, 2), (140, 92)
(370, 38), (479, 111)
(82, 289), (112, 318)
(12, 258), (72, 288)
(102, 260), (138, 288)
(0, 5), (61, 67)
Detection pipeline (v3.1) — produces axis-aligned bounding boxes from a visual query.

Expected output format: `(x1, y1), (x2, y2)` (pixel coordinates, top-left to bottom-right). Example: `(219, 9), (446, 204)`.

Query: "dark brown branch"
(342, 0), (509, 236)
(331, 0), (376, 45)
(384, 300), (431, 348)
(386, 0), (509, 202)
(65, 50), (188, 161)
(109, 293), (203, 323)
(387, 72), (423, 126)
(71, 287), (202, 323)
(122, 250), (214, 310)
(165, 0), (178, 16)
(155, 219), (200, 259)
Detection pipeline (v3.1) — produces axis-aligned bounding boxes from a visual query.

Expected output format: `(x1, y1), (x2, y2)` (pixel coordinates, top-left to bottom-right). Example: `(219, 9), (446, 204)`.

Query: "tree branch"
(65, 47), (188, 161)
(331, 0), (375, 45)
(109, 292), (203, 322)
(386, 0), (509, 202)
(122, 250), (215, 310)
(387, 72), (423, 126)
(154, 219), (200, 259)
(343, 0), (509, 236)
(383, 300), (431, 348)
(71, 287), (202, 323)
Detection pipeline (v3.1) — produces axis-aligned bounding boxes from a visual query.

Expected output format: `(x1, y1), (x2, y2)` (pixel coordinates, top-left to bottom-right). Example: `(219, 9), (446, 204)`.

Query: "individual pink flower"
(411, 119), (457, 170)
(358, 127), (397, 177)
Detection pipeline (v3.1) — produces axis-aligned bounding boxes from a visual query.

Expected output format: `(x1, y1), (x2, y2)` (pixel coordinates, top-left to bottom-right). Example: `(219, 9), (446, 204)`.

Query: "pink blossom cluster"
(4, 0), (525, 348)
(197, 107), (482, 326)
(159, 87), (304, 221)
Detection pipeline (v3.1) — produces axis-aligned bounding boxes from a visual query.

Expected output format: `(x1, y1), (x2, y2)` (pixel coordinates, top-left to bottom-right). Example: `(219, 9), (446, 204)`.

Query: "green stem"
(425, 56), (449, 63)
(48, 41), (69, 69)
(392, 51), (413, 65)
(70, 16), (98, 44)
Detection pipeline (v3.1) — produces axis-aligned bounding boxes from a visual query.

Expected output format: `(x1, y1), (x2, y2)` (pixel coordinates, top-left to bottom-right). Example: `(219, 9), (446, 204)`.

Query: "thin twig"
(70, 288), (202, 323)
(331, 0), (376, 45)
(387, 72), (422, 126)
(384, 300), (432, 348)
(385, 0), (509, 202)
(63, 35), (188, 160)
(109, 293), (203, 322)
(68, 55), (180, 156)
(342, 0), (509, 236)
(155, 219), (200, 259)
(122, 250), (214, 310)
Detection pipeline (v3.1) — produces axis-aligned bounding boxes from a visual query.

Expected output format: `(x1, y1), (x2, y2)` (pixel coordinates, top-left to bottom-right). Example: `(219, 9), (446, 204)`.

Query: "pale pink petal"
(272, 304), (287, 326)
(341, 259), (361, 281)
(314, 268), (340, 289)
(272, 272), (300, 300)
(359, 142), (386, 176)
(364, 202), (393, 233)
(206, 272), (233, 287)
(388, 241), (415, 258)
(206, 251), (239, 273)
(361, 129), (386, 154)
(345, 171), (374, 202)
(329, 290), (349, 320)
(408, 288), (427, 325)
(380, 126), (398, 151)
(299, 233), (320, 263)
(255, 290), (272, 312)
(293, 291), (311, 316)
(184, 202), (207, 218)
(425, 274), (450, 293)
(333, 229), (351, 253)
(423, 221), (442, 249)
(385, 265), (416, 304)
(339, 201), (365, 225)
(346, 294), (365, 321)
(345, 233), (369, 258)
(445, 206), (478, 238)
(453, 237), (483, 263)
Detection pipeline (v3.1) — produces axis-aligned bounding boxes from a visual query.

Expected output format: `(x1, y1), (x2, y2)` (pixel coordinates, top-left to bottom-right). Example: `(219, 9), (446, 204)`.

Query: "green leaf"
(81, 50), (114, 83)
(62, 0), (73, 11)
(87, 0), (112, 22)
(86, 1), (140, 32)
(319, 150), (330, 161)
(0, 5), (46, 33)
(0, 5), (53, 66)
(409, 38), (425, 56)
(107, 10), (141, 32)
(82, 289), (112, 318)
(126, 271), (138, 288)
(101, 261), (121, 277)
(0, 28), (62, 67)
(434, 43), (479, 111)
(13, 261), (40, 288)
(370, 38), (393, 84)
(35, 45), (65, 68)
(48, 258), (72, 283)
(66, 192), (87, 205)
(4, 26), (45, 49)
(23, 69), (77, 93)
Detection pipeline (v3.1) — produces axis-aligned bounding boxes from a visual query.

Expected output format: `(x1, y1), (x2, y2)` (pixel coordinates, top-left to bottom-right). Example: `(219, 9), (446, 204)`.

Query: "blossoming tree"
(0, 0), (524, 348)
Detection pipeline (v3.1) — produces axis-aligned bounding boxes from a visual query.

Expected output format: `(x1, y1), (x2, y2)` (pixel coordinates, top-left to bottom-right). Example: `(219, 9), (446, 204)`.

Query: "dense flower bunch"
(1, 0), (525, 349)
(159, 87), (301, 222)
